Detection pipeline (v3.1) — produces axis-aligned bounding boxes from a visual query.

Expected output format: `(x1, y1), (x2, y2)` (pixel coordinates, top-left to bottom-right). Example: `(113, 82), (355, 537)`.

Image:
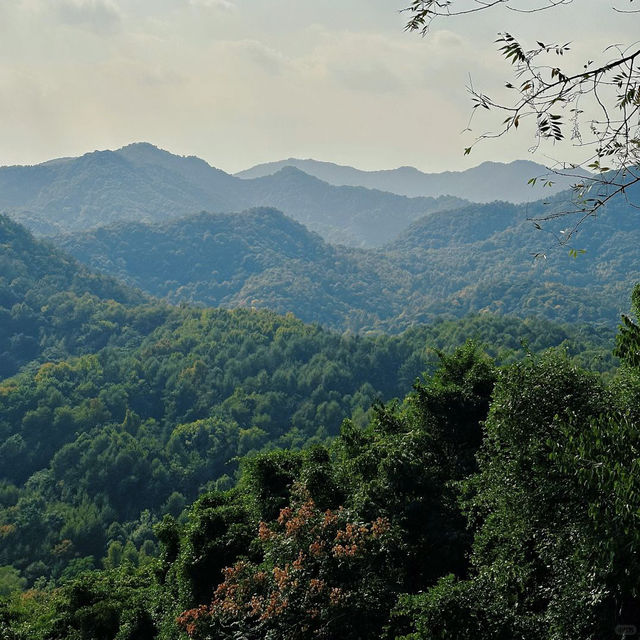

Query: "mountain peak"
(77, 149), (129, 167)
(274, 165), (316, 178)
(393, 165), (422, 175)
(118, 141), (160, 152)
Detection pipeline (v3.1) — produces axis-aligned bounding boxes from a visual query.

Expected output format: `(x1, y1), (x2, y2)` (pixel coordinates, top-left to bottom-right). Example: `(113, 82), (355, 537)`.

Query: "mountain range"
(236, 157), (589, 203)
(0, 143), (464, 247)
(0, 153), (633, 640)
(2, 141), (637, 334)
(56, 196), (640, 332)
(1, 143), (593, 249)
(0, 210), (619, 594)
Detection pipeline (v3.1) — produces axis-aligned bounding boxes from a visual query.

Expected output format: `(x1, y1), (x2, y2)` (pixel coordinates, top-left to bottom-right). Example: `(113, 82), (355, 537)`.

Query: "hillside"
(236, 157), (590, 203)
(0, 215), (159, 378)
(0, 333), (633, 639)
(0, 304), (618, 588)
(0, 150), (236, 235)
(0, 215), (428, 586)
(0, 143), (464, 247)
(381, 194), (640, 325)
(55, 208), (415, 330)
(0, 214), (620, 591)
(57, 196), (640, 330)
(240, 167), (463, 246)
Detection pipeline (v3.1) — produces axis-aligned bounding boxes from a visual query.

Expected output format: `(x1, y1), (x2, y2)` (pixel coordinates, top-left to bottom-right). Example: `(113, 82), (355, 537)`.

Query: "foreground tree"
(175, 344), (497, 640)
(178, 488), (399, 640)
(394, 350), (640, 639)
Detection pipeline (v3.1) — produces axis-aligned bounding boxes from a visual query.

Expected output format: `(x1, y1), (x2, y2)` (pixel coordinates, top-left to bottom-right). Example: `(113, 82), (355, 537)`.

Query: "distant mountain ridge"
(236, 157), (590, 203)
(55, 208), (409, 331)
(56, 196), (640, 332)
(0, 143), (465, 247)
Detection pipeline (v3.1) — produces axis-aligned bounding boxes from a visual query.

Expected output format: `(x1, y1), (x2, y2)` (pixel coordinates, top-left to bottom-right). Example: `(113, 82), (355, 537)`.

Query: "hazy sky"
(0, 0), (636, 172)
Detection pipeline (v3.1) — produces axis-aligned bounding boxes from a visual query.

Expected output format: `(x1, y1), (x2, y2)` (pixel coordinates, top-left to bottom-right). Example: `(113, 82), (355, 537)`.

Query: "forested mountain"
(0, 149), (236, 236)
(0, 215), (159, 379)
(55, 208), (412, 330)
(3, 0), (640, 631)
(382, 193), (640, 324)
(0, 143), (463, 247)
(241, 167), (463, 246)
(57, 194), (640, 330)
(236, 157), (589, 202)
(1, 153), (638, 639)
(2, 333), (639, 640)
(0, 214), (619, 596)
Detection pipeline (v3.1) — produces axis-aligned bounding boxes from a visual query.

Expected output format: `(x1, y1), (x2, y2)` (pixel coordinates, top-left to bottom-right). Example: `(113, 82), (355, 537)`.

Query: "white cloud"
(226, 39), (291, 76)
(0, 0), (638, 173)
(189, 0), (235, 10)
(52, 0), (122, 35)
(330, 60), (404, 94)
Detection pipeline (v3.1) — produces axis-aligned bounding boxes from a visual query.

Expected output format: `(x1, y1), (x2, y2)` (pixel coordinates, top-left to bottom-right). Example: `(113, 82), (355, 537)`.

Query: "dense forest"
(1, 156), (639, 638)
(0, 215), (618, 589)
(56, 196), (640, 330)
(2, 326), (640, 638)
(3, 0), (640, 631)
(5, 144), (640, 331)
(0, 213), (628, 638)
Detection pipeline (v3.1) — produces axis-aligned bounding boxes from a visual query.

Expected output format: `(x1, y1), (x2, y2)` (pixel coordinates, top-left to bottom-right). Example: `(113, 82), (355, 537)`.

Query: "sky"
(0, 0), (636, 173)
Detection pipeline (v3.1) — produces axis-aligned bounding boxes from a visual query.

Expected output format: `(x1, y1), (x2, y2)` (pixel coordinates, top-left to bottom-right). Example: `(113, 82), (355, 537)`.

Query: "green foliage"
(160, 489), (256, 609)
(4, 333), (640, 639)
(0, 567), (26, 598)
(156, 344), (496, 640)
(1, 213), (637, 640)
(1, 219), (613, 589)
(393, 575), (503, 640)
(56, 199), (640, 331)
(615, 283), (640, 367)
(0, 296), (431, 585)
(0, 565), (159, 640)
(397, 351), (640, 639)
(0, 215), (158, 379)
(334, 343), (497, 595)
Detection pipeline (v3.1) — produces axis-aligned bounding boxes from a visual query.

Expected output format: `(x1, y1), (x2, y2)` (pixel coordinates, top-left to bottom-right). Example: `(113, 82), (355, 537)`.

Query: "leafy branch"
(405, 0), (640, 240)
